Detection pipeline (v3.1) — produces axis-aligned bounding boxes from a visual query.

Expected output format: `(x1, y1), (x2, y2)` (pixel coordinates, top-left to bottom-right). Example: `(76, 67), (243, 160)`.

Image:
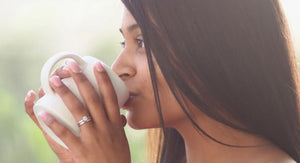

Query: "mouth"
(122, 92), (139, 110)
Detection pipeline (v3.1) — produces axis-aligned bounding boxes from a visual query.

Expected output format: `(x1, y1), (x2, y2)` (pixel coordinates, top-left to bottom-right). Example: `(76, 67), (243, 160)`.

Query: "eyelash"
(120, 41), (125, 48)
(137, 39), (145, 48)
(120, 39), (145, 49)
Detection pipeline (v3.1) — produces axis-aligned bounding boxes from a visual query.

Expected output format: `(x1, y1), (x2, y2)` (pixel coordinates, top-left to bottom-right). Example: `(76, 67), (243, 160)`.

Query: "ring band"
(77, 115), (92, 127)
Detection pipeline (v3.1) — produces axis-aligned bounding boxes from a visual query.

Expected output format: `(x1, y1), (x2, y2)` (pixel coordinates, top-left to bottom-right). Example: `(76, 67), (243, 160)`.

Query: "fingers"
(50, 61), (121, 131)
(120, 115), (127, 128)
(67, 62), (110, 127)
(94, 62), (120, 125)
(25, 90), (50, 137)
(25, 90), (40, 126)
(51, 65), (71, 79)
(49, 75), (94, 133)
(39, 112), (81, 150)
(38, 88), (45, 98)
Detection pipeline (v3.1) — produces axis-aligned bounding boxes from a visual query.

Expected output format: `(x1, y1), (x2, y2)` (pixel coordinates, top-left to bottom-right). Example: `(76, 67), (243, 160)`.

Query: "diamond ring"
(77, 115), (92, 127)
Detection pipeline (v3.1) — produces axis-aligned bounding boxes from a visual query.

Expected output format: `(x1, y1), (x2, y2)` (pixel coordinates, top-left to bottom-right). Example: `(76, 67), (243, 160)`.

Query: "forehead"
(121, 9), (137, 30)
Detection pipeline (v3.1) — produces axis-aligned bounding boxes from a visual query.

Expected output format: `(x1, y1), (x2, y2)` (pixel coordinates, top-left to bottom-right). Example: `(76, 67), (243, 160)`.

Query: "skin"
(24, 8), (296, 163)
(113, 10), (186, 129)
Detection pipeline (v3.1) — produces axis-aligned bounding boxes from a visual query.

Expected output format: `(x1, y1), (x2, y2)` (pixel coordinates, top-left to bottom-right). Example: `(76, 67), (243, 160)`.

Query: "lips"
(129, 92), (139, 97)
(122, 92), (139, 109)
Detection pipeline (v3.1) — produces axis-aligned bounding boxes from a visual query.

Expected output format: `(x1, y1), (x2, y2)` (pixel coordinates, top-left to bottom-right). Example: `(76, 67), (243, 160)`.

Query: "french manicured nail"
(63, 59), (73, 71)
(70, 62), (81, 73)
(25, 90), (34, 101)
(26, 90), (33, 97)
(39, 111), (53, 125)
(50, 75), (63, 87)
(62, 64), (70, 71)
(95, 61), (104, 72)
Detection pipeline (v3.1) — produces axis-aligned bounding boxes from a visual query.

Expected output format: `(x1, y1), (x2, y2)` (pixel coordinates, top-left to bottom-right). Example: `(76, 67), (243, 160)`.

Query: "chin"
(127, 120), (144, 130)
(126, 112), (145, 129)
(125, 111), (161, 129)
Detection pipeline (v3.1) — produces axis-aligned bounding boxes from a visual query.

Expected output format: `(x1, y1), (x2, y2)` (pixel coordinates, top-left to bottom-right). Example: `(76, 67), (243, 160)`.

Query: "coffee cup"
(33, 52), (129, 149)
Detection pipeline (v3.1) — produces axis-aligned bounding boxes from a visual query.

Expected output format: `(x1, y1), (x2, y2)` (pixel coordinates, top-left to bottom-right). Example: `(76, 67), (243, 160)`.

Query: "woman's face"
(111, 9), (187, 129)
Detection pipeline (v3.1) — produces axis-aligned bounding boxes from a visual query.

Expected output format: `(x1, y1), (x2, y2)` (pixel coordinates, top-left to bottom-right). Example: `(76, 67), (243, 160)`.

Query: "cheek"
(155, 66), (187, 127)
(125, 75), (161, 129)
(126, 67), (186, 129)
(158, 84), (187, 127)
(126, 84), (186, 129)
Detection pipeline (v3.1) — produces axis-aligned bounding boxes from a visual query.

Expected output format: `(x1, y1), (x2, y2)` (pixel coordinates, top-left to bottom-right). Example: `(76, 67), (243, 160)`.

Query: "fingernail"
(27, 90), (33, 97)
(25, 90), (34, 101)
(39, 111), (53, 125)
(70, 62), (81, 73)
(95, 61), (104, 72)
(62, 64), (70, 71)
(50, 75), (63, 87)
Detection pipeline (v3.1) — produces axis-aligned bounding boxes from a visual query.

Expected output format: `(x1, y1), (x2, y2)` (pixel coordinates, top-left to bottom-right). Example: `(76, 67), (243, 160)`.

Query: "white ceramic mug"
(33, 52), (129, 149)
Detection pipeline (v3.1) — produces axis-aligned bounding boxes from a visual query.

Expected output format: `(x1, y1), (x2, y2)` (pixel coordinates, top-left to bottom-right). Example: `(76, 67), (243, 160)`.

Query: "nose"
(111, 52), (136, 81)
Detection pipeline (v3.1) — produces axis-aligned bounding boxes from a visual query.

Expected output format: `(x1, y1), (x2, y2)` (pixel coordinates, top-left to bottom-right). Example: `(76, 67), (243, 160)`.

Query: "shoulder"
(259, 143), (297, 163)
(266, 149), (297, 163)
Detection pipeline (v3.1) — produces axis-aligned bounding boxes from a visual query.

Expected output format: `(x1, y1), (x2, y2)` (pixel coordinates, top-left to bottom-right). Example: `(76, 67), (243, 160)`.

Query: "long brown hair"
(122, 0), (300, 162)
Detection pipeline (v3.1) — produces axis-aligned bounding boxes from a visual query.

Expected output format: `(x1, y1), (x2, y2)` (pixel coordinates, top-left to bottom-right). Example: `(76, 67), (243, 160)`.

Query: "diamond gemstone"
(83, 116), (88, 121)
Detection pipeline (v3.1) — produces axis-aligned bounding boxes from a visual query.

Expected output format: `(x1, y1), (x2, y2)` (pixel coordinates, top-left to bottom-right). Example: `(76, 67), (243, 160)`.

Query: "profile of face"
(111, 9), (187, 129)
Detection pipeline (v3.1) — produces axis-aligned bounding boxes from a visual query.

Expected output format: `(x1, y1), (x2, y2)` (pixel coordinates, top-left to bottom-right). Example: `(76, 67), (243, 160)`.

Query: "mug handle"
(41, 52), (87, 95)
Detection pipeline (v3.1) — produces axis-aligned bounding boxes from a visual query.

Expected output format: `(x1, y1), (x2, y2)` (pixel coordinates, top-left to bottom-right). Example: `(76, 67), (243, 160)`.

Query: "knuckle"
(77, 108), (87, 117)
(24, 101), (29, 107)
(74, 73), (88, 83)
(56, 66), (71, 78)
(103, 86), (117, 99)
(69, 100), (86, 116)
(88, 94), (101, 105)
(75, 147), (86, 158)
(54, 125), (68, 137)
(58, 86), (70, 95)
(25, 107), (33, 115)
(52, 66), (63, 77)
(99, 74), (110, 83)
(24, 103), (33, 114)
(73, 99), (84, 109)
(99, 122), (111, 132)
(99, 77), (114, 92)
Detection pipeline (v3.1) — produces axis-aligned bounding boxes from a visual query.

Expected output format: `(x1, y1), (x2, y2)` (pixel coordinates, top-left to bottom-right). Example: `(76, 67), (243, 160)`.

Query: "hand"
(25, 64), (76, 162)
(28, 61), (130, 163)
(25, 88), (75, 163)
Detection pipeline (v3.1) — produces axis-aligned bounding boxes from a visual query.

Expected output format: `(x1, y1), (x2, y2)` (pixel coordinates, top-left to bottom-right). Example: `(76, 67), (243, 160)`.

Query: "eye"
(120, 40), (125, 48)
(136, 39), (145, 48)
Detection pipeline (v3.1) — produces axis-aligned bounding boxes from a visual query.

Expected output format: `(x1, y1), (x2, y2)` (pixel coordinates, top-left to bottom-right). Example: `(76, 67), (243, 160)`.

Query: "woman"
(24, 0), (300, 162)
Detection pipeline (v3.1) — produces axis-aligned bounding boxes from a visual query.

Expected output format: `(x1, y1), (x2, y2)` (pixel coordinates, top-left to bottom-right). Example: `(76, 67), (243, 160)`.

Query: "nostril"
(119, 73), (130, 81)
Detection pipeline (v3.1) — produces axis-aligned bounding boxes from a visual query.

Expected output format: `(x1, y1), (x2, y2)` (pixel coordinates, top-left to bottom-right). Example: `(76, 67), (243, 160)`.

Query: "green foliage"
(0, 89), (57, 163)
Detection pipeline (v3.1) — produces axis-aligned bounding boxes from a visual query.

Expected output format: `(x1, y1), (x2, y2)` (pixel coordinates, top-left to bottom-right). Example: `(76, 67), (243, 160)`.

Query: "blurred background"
(0, 0), (299, 162)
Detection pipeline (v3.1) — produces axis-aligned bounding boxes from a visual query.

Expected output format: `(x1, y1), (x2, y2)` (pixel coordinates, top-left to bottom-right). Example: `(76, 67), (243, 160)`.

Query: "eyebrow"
(119, 24), (140, 34)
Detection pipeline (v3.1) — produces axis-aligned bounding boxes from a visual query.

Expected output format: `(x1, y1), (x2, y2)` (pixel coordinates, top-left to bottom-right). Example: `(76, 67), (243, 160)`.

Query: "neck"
(171, 112), (283, 163)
